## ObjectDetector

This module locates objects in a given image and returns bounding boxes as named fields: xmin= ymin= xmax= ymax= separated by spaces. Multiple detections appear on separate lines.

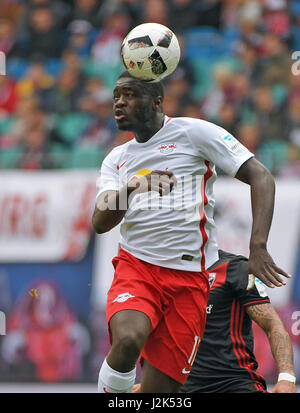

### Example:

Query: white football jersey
xmin=96 ymin=116 xmax=254 ymax=272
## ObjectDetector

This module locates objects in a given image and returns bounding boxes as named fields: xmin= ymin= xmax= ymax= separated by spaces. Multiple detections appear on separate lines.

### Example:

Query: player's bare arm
xmin=246 ymin=303 xmax=296 ymax=393
xmin=92 ymin=189 xmax=128 ymax=234
xmin=235 ymin=157 xmax=291 ymax=288
xmin=92 ymin=171 xmax=176 ymax=234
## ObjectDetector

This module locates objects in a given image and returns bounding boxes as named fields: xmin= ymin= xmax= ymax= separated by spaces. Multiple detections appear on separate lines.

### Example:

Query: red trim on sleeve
xmin=243 ymin=299 xmax=270 ymax=307
xmin=199 ymin=160 xmax=213 ymax=272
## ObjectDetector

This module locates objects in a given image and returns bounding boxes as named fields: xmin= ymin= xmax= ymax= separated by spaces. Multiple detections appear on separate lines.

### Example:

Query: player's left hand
xmin=248 ymin=246 xmax=292 ymax=288
xmin=272 ymin=381 xmax=297 ymax=393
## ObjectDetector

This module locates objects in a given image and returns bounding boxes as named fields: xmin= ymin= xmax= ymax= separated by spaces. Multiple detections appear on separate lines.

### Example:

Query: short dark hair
xmin=118 ymin=71 xmax=164 ymax=101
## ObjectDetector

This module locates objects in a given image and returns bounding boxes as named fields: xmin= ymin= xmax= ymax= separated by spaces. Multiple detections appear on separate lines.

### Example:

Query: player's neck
xmin=134 ymin=113 xmax=164 ymax=143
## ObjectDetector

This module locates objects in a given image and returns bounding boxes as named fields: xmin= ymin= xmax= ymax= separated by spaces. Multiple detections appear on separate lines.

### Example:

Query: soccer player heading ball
xmin=92 ymin=70 xmax=291 ymax=393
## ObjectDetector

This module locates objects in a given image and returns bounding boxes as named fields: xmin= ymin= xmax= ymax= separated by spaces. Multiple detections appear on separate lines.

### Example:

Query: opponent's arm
xmin=235 ymin=157 xmax=291 ymax=288
xmin=92 ymin=171 xmax=176 ymax=234
xmin=246 ymin=303 xmax=296 ymax=393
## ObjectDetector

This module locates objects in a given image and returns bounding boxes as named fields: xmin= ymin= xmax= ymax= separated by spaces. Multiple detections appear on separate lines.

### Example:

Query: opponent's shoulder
xmin=216 ymin=250 xmax=249 ymax=288
xmin=224 ymin=251 xmax=248 ymax=277
xmin=218 ymin=250 xmax=248 ymax=265
xmin=209 ymin=250 xmax=247 ymax=269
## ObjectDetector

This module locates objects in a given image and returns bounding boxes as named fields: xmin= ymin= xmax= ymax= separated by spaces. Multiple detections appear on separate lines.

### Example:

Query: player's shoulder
xmin=171 ymin=116 xmax=225 ymax=135
xmin=103 ymin=139 xmax=133 ymax=165
xmin=109 ymin=139 xmax=134 ymax=156
xmin=171 ymin=116 xmax=211 ymax=127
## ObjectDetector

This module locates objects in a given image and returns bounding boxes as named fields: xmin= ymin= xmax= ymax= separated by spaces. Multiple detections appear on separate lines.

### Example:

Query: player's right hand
xmin=128 ymin=170 xmax=177 ymax=197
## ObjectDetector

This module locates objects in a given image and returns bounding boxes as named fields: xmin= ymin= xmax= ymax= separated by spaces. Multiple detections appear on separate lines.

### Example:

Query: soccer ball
xmin=121 ymin=23 xmax=181 ymax=83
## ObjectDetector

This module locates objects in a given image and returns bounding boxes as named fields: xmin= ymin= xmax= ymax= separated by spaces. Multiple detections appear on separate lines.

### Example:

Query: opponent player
xmin=92 ymin=71 xmax=291 ymax=393
xmin=133 ymin=250 xmax=296 ymax=393
xmin=180 ymin=250 xmax=296 ymax=393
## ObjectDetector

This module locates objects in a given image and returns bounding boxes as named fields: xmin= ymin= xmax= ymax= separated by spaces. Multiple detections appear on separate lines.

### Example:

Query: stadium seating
xmin=66 ymin=146 xmax=105 ymax=169
xmin=82 ymin=59 xmax=123 ymax=90
xmin=290 ymin=0 xmax=300 ymax=16
xmin=184 ymin=27 xmax=229 ymax=61
xmin=0 ymin=116 xmax=15 ymax=135
xmin=256 ymin=140 xmax=290 ymax=174
xmin=190 ymin=56 xmax=241 ymax=101
xmin=44 ymin=59 xmax=65 ymax=77
xmin=0 ymin=147 xmax=23 ymax=168
xmin=292 ymin=26 xmax=300 ymax=51
xmin=6 ymin=59 xmax=29 ymax=80
xmin=55 ymin=113 xmax=91 ymax=144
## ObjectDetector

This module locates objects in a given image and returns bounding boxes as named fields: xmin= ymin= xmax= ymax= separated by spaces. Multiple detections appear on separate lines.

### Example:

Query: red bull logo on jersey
xmin=158 ymin=143 xmax=177 ymax=154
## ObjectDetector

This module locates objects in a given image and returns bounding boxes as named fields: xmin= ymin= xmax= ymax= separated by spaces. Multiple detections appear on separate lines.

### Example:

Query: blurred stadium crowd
xmin=0 ymin=0 xmax=300 ymax=176
xmin=1 ymin=0 xmax=300 ymax=388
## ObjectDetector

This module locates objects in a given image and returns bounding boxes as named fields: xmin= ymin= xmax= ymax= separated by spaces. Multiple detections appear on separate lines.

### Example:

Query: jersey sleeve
xmin=227 ymin=257 xmax=270 ymax=307
xmin=186 ymin=118 xmax=254 ymax=176
xmin=95 ymin=152 xmax=120 ymax=199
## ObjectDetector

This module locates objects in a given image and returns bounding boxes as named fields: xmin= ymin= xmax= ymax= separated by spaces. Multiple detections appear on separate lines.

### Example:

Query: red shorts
xmin=106 ymin=248 xmax=210 ymax=385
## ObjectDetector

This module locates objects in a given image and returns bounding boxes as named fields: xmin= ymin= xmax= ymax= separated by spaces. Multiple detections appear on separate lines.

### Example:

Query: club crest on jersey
xmin=208 ymin=272 xmax=216 ymax=288
xmin=158 ymin=143 xmax=176 ymax=154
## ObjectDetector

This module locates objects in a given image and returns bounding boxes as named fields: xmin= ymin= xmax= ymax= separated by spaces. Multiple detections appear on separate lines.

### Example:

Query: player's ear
xmin=152 ymin=96 xmax=163 ymax=111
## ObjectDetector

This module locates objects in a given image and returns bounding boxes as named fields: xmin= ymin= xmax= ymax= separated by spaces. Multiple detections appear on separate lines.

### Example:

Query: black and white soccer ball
xmin=121 ymin=23 xmax=181 ymax=83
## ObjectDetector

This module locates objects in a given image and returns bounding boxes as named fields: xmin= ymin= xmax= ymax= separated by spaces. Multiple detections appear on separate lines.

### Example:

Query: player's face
xmin=113 ymin=78 xmax=154 ymax=131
